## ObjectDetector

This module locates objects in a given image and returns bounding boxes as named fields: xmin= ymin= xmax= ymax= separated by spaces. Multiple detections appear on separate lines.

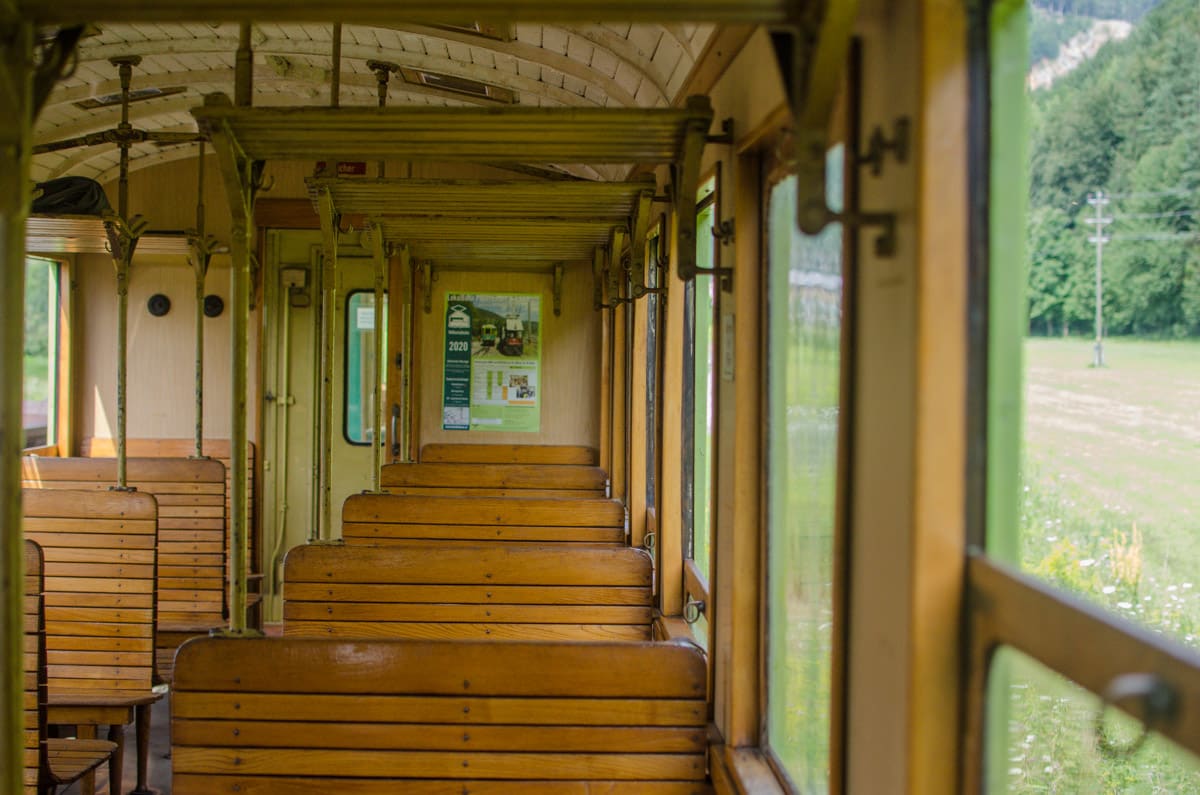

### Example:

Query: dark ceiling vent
xmin=74 ymin=86 xmax=187 ymax=110
xmin=432 ymin=22 xmax=513 ymax=42
xmin=399 ymin=68 xmax=517 ymax=104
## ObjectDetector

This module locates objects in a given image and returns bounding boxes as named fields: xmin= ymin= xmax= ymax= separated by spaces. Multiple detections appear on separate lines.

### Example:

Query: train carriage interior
xmin=3 ymin=0 xmax=1200 ymax=793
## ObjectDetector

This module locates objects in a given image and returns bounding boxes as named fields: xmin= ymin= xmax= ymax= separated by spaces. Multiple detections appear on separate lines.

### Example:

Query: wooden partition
xmin=172 ymin=637 xmax=710 ymax=793
xmin=381 ymin=461 xmax=607 ymax=498
xmin=283 ymin=543 xmax=654 ymax=641
xmin=342 ymin=494 xmax=626 ymax=546
xmin=23 ymin=540 xmax=117 ymax=795
xmin=80 ymin=437 xmax=258 ymax=585
xmin=420 ymin=443 xmax=599 ymax=466
xmin=22 ymin=455 xmax=228 ymax=681
xmin=22 ymin=488 xmax=162 ymax=795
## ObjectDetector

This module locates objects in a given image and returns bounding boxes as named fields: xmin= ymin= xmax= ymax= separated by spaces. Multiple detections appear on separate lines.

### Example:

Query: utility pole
xmin=1086 ymin=191 xmax=1112 ymax=367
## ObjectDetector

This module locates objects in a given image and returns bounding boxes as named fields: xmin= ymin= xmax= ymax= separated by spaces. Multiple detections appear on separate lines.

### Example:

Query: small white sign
xmin=721 ymin=314 xmax=735 ymax=381
xmin=356 ymin=306 xmax=375 ymax=330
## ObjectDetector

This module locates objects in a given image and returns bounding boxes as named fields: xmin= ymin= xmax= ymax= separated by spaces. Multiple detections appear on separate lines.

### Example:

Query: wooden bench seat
xmin=283 ymin=543 xmax=654 ymax=641
xmin=22 ymin=455 xmax=228 ymax=682
xmin=22 ymin=488 xmax=163 ymax=795
xmin=421 ymin=443 xmax=599 ymax=466
xmin=382 ymin=461 xmax=608 ymax=498
xmin=24 ymin=540 xmax=117 ymax=795
xmin=172 ymin=637 xmax=710 ymax=793
xmin=342 ymin=494 xmax=627 ymax=546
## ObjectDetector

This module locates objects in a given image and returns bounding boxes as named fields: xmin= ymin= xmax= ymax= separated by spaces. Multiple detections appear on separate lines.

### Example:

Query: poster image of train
xmin=442 ymin=292 xmax=541 ymax=433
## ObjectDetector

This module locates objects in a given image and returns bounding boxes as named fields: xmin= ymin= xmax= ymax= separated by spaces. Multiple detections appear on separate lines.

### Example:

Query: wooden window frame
xmin=21 ymin=253 xmax=72 ymax=457
xmin=962 ymin=2 xmax=1200 ymax=790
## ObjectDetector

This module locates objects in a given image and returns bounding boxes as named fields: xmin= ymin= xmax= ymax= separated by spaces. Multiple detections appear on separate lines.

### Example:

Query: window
xmin=646 ymin=222 xmax=662 ymax=512
xmin=23 ymin=256 xmax=62 ymax=450
xmin=344 ymin=291 xmax=387 ymax=445
xmin=764 ymin=148 xmax=844 ymax=788
xmin=685 ymin=177 xmax=717 ymax=647
xmin=971 ymin=2 xmax=1200 ymax=790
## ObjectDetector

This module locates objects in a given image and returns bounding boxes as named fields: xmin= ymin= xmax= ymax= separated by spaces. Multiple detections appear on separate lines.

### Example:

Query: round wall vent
xmin=147 ymin=294 xmax=171 ymax=317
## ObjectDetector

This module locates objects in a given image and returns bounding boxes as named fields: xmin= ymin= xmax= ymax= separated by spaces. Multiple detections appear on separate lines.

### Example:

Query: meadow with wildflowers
xmin=1002 ymin=337 xmax=1200 ymax=793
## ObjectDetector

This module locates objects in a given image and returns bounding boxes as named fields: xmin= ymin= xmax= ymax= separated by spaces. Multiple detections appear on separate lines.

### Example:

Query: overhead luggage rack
xmin=25 ymin=214 xmax=191 ymax=256
xmin=193 ymin=97 xmax=713 ymax=164
xmin=305 ymin=178 xmax=656 ymax=221
xmin=305 ymin=177 xmax=657 ymax=267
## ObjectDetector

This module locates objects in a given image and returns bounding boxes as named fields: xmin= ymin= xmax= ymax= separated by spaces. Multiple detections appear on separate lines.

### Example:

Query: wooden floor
xmin=59 ymin=694 xmax=173 ymax=795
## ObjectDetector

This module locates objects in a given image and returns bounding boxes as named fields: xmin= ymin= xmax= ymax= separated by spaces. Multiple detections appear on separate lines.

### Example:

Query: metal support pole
xmin=330 ymin=23 xmax=342 ymax=109
xmin=110 ymin=56 xmax=142 ymax=490
xmin=1087 ymin=191 xmax=1111 ymax=368
xmin=369 ymin=224 xmax=386 ymax=492
xmin=235 ymin=23 xmax=253 ymax=107
xmin=316 ymin=191 xmax=337 ymax=539
xmin=198 ymin=100 xmax=263 ymax=636
xmin=192 ymin=141 xmax=209 ymax=458
xmin=0 ymin=22 xmax=34 ymax=794
xmin=115 ymin=255 xmax=131 ymax=487
xmin=228 ymin=196 xmax=250 ymax=632
xmin=367 ymin=60 xmax=398 ymax=178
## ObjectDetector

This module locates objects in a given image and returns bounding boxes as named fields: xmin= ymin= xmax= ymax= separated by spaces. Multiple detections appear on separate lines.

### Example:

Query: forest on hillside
xmin=1026 ymin=0 xmax=1199 ymax=337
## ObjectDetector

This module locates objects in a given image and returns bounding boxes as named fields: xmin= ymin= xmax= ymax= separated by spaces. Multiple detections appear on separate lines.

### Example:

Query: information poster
xmin=442 ymin=292 xmax=541 ymax=433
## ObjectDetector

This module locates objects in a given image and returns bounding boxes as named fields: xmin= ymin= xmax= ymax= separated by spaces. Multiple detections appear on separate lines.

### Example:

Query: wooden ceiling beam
xmin=26 ymin=1 xmax=789 ymax=25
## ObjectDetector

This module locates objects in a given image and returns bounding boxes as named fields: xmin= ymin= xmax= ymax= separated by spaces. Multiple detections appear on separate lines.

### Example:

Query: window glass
xmin=345 ymin=291 xmax=387 ymax=445
xmin=23 ymin=256 xmax=59 ymax=449
xmin=990 ymin=647 xmax=1200 ymax=791
xmin=646 ymin=227 xmax=661 ymax=512
xmin=690 ymin=179 xmax=717 ymax=589
xmin=1000 ymin=0 xmax=1200 ymax=655
xmin=764 ymin=150 xmax=844 ymax=788
xmin=987 ymin=0 xmax=1200 ymax=790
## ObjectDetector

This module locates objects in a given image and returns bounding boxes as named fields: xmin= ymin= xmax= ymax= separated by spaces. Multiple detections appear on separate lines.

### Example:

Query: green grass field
xmin=1004 ymin=337 xmax=1200 ymax=793
xmin=1021 ymin=337 xmax=1200 ymax=636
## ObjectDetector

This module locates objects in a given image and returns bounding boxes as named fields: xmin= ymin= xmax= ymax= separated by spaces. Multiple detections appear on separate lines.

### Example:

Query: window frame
xmin=963 ymin=2 xmax=1200 ymax=790
xmin=341 ymin=288 xmax=387 ymax=447
xmin=21 ymin=254 xmax=71 ymax=457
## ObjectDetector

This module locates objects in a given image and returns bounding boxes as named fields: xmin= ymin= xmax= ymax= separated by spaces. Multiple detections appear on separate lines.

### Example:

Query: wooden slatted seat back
xmin=172 ymin=637 xmax=709 ymax=793
xmin=21 ymin=488 xmax=158 ymax=697
xmin=381 ymin=461 xmax=607 ymax=498
xmin=23 ymin=540 xmax=44 ymax=795
xmin=22 ymin=455 xmax=227 ymax=681
xmin=80 ymin=437 xmax=257 ymax=581
xmin=80 ymin=438 xmax=257 ymax=552
xmin=342 ymin=494 xmax=627 ymax=546
xmin=283 ymin=543 xmax=654 ymax=641
xmin=420 ymin=443 xmax=599 ymax=466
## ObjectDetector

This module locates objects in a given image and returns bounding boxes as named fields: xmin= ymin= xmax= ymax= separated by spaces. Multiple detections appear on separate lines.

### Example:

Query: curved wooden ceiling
xmin=32 ymin=22 xmax=714 ymax=184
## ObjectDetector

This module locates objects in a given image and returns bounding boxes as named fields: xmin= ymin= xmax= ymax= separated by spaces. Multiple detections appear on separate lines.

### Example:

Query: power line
xmin=1109 ymin=232 xmax=1200 ymax=241
xmin=1113 ymin=209 xmax=1198 ymax=220
xmin=1105 ymin=187 xmax=1199 ymax=199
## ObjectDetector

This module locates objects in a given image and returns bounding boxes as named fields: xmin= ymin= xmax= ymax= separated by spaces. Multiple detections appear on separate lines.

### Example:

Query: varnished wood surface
xmin=23 ymin=455 xmax=228 ymax=681
xmin=381 ymin=462 xmax=606 ymax=494
xmin=420 ymin=444 xmax=598 ymax=466
xmin=25 ymin=539 xmax=119 ymax=793
xmin=342 ymin=494 xmax=626 ymax=546
xmin=22 ymin=488 xmax=159 ymax=696
xmin=283 ymin=543 xmax=654 ymax=641
xmin=172 ymin=637 xmax=708 ymax=790
xmin=344 ymin=494 xmax=623 ymax=525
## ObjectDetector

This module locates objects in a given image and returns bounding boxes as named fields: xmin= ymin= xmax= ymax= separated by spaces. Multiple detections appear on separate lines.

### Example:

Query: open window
xmin=22 ymin=255 xmax=68 ymax=455
xmin=966 ymin=2 xmax=1200 ymax=790
xmin=684 ymin=175 xmax=718 ymax=648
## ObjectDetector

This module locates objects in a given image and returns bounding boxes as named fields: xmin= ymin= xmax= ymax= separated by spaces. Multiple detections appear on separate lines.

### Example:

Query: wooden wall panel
xmin=75 ymin=253 xmax=260 ymax=445
xmin=417 ymin=268 xmax=600 ymax=448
